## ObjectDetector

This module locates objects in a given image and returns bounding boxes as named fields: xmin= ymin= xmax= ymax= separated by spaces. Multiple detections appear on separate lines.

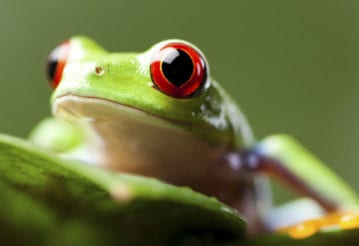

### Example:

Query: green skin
xmin=31 ymin=36 xmax=359 ymax=234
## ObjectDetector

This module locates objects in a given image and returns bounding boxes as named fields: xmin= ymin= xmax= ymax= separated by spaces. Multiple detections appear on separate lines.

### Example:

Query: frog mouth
xmin=52 ymin=93 xmax=237 ymax=149
xmin=52 ymin=93 xmax=223 ymax=153
xmin=52 ymin=93 xmax=196 ymax=128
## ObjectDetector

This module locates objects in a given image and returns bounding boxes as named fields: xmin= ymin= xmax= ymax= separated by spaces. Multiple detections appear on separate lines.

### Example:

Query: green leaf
xmin=1 ymin=133 xmax=359 ymax=245
xmin=0 ymin=134 xmax=246 ymax=245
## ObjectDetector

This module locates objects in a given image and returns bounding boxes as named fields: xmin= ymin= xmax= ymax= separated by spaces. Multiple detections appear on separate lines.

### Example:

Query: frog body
xmin=31 ymin=36 xmax=359 ymax=235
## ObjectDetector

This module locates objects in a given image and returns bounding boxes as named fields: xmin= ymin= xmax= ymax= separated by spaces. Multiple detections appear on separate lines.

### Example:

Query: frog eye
xmin=46 ymin=40 xmax=70 ymax=88
xmin=150 ymin=42 xmax=208 ymax=98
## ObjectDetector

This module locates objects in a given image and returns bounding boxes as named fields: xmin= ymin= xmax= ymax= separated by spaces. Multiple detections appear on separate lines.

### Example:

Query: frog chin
xmin=51 ymin=93 xmax=248 ymax=205
xmin=52 ymin=92 xmax=189 ymax=169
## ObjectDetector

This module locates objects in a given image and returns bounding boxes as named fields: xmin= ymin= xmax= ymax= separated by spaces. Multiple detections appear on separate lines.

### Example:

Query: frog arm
xmin=250 ymin=134 xmax=359 ymax=212
xmin=29 ymin=117 xmax=84 ymax=153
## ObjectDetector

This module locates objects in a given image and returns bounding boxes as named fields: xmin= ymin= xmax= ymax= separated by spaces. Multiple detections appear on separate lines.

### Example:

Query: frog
xmin=30 ymin=36 xmax=359 ymax=236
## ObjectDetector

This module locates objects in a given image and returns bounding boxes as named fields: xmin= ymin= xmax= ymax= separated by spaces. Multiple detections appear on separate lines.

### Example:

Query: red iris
xmin=150 ymin=42 xmax=208 ymax=98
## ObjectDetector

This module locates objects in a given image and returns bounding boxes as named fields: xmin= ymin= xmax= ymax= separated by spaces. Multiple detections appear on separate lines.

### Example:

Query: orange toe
xmin=279 ymin=212 xmax=359 ymax=239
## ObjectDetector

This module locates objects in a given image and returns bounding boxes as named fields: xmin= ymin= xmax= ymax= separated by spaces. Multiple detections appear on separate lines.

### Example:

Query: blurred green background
xmin=1 ymin=0 xmax=359 ymax=196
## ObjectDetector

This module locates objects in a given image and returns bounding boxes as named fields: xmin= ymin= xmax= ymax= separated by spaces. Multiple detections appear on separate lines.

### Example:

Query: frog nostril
xmin=95 ymin=66 xmax=105 ymax=76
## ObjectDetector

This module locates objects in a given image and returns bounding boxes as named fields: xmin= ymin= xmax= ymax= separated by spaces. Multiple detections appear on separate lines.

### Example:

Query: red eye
xmin=46 ymin=40 xmax=70 ymax=89
xmin=150 ymin=42 xmax=208 ymax=98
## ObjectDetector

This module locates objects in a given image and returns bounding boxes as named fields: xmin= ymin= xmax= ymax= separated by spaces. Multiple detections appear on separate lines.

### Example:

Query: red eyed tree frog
xmin=30 ymin=36 xmax=359 ymax=236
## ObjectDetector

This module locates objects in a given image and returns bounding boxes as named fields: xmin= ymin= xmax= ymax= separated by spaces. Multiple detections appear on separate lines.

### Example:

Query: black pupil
xmin=162 ymin=49 xmax=194 ymax=87
xmin=47 ymin=59 xmax=58 ymax=82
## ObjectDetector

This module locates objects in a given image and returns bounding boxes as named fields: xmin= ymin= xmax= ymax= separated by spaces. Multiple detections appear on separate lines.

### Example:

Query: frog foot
xmin=278 ymin=212 xmax=359 ymax=239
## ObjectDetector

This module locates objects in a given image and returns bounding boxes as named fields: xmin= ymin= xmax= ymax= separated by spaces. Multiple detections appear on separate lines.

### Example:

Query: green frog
xmin=30 ymin=36 xmax=359 ymax=235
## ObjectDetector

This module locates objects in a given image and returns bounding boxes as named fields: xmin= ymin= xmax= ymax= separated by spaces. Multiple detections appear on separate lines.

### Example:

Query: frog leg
xmin=249 ymin=134 xmax=359 ymax=211
xmin=245 ymin=134 xmax=359 ymax=235
xmin=29 ymin=117 xmax=84 ymax=153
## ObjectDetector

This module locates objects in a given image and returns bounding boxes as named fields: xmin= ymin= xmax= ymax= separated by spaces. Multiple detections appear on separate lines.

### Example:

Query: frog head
xmin=47 ymin=36 xmax=254 ymax=150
